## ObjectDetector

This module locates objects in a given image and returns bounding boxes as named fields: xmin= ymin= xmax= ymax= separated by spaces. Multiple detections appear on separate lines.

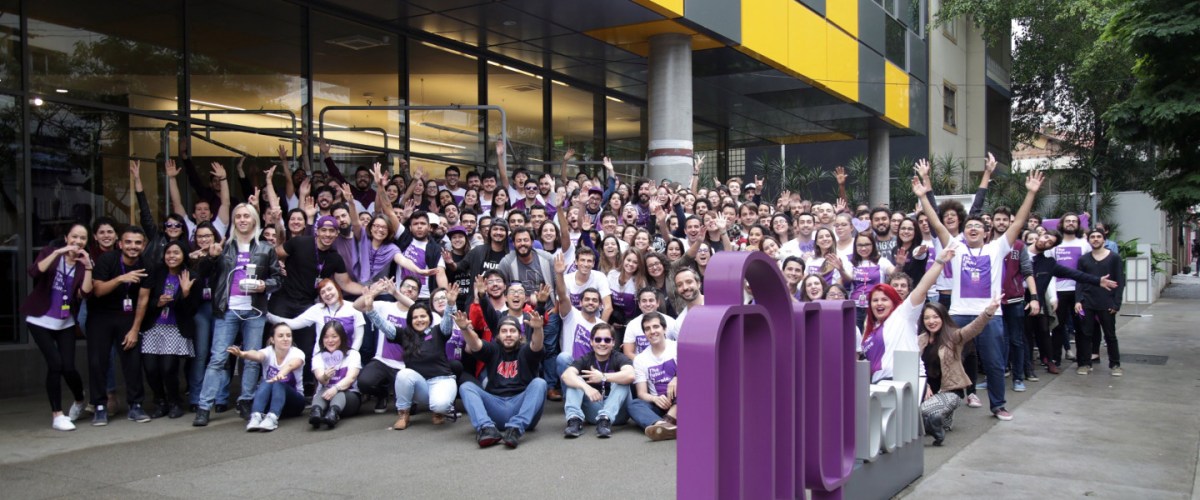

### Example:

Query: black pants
xmin=86 ymin=313 xmax=143 ymax=406
xmin=1027 ymin=312 xmax=1054 ymax=366
xmin=1053 ymin=291 xmax=1079 ymax=362
xmin=1078 ymin=308 xmax=1119 ymax=368
xmin=29 ymin=324 xmax=85 ymax=412
xmin=143 ymin=353 xmax=183 ymax=405
xmin=268 ymin=299 xmax=316 ymax=395
xmin=357 ymin=360 xmax=398 ymax=399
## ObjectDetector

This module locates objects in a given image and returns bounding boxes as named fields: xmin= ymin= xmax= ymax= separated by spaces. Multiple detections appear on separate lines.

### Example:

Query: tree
xmin=1103 ymin=0 xmax=1200 ymax=218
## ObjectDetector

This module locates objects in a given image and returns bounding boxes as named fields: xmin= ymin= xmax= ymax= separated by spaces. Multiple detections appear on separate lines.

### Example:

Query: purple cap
xmin=315 ymin=215 xmax=338 ymax=229
xmin=588 ymin=186 xmax=604 ymax=195
xmin=447 ymin=225 xmax=467 ymax=236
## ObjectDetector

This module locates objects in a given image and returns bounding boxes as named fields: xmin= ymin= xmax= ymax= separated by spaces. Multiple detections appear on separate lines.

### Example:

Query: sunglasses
xmin=165 ymin=222 xmax=184 ymax=229
xmin=592 ymin=337 xmax=614 ymax=344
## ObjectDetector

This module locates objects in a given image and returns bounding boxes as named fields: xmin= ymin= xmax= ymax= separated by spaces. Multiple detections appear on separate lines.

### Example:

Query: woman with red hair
xmin=268 ymin=279 xmax=365 ymax=354
xmin=861 ymin=240 xmax=961 ymax=383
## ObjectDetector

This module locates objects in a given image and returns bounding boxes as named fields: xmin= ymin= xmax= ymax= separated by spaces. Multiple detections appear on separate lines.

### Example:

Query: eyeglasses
xmin=964 ymin=224 xmax=986 ymax=230
xmin=165 ymin=222 xmax=184 ymax=229
xmin=856 ymin=242 xmax=874 ymax=247
xmin=592 ymin=337 xmax=614 ymax=344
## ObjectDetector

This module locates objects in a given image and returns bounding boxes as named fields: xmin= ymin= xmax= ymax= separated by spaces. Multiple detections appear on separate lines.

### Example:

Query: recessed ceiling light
xmin=55 ymin=89 xmax=68 ymax=94
xmin=31 ymin=97 xmax=44 ymax=106
xmin=502 ymin=20 xmax=517 ymax=26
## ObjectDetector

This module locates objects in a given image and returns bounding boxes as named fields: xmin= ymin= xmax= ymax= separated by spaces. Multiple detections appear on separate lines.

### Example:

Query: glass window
xmin=488 ymin=60 xmax=544 ymax=169
xmin=885 ymin=16 xmax=907 ymax=69
xmin=943 ymin=82 xmax=957 ymax=131
xmin=605 ymin=96 xmax=643 ymax=180
xmin=27 ymin=0 xmax=181 ymax=112
xmin=189 ymin=0 xmax=303 ymax=131
xmin=551 ymin=82 xmax=595 ymax=173
xmin=0 ymin=94 xmax=21 ymax=342
xmin=408 ymin=40 xmax=483 ymax=167
xmin=0 ymin=0 xmax=20 ymax=91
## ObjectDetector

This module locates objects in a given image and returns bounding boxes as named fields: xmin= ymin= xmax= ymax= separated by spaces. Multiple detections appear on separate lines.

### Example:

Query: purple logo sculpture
xmin=678 ymin=252 xmax=857 ymax=499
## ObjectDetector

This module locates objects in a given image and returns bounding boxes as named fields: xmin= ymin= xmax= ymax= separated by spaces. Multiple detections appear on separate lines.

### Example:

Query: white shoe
xmin=68 ymin=401 xmax=87 ymax=422
xmin=260 ymin=413 xmax=279 ymax=432
xmin=52 ymin=415 xmax=76 ymax=431
xmin=246 ymin=412 xmax=264 ymax=432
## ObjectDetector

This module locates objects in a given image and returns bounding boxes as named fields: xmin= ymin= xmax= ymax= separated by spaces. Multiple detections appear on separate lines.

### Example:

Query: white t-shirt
xmin=564 ymin=270 xmax=611 ymax=309
xmin=312 ymin=348 xmax=362 ymax=393
xmin=860 ymin=298 xmax=921 ymax=383
xmin=844 ymin=256 xmax=895 ymax=308
xmin=803 ymin=256 xmax=845 ymax=286
xmin=268 ymin=302 xmax=365 ymax=354
xmin=560 ymin=308 xmax=602 ymax=361
xmin=606 ymin=270 xmax=639 ymax=318
xmin=1051 ymin=238 xmax=1091 ymax=292
xmin=779 ymin=237 xmax=816 ymax=262
xmin=258 ymin=346 xmax=307 ymax=394
xmin=633 ymin=340 xmax=678 ymax=397
xmin=186 ymin=216 xmax=227 ymax=242
xmin=623 ymin=313 xmax=681 ymax=355
xmin=949 ymin=238 xmax=1012 ymax=316
xmin=372 ymin=301 xmax=409 ymax=370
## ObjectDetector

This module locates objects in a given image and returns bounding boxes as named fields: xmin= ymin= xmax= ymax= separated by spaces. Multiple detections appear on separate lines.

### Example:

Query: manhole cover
xmin=1122 ymin=354 xmax=1168 ymax=365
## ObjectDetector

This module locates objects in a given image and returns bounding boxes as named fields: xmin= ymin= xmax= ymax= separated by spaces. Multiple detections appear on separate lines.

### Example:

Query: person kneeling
xmin=230 ymin=324 xmax=306 ymax=432
xmin=310 ymin=321 xmax=363 ymax=430
xmin=629 ymin=313 xmax=678 ymax=441
xmin=562 ymin=323 xmax=633 ymax=439
xmin=455 ymin=312 xmax=546 ymax=449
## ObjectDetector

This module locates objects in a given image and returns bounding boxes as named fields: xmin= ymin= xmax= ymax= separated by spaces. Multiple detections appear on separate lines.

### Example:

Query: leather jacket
xmin=196 ymin=236 xmax=281 ymax=316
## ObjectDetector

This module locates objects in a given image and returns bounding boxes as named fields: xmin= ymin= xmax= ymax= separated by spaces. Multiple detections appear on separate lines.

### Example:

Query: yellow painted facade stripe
xmin=788 ymin=2 xmax=827 ymax=87
xmin=826 ymin=0 xmax=858 ymax=38
xmin=740 ymin=0 xmax=790 ymax=67
xmin=631 ymin=0 xmax=683 ymax=18
xmin=824 ymin=23 xmax=859 ymax=102
xmin=883 ymin=61 xmax=910 ymax=128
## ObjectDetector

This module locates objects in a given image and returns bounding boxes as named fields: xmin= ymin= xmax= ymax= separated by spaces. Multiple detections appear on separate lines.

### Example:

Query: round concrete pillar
xmin=647 ymin=33 xmax=693 ymax=184
xmin=868 ymin=120 xmax=890 ymax=207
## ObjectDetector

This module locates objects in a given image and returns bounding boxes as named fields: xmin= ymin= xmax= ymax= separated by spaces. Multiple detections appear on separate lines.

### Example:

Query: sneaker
xmin=1026 ymin=373 xmax=1040 ymax=382
xmin=374 ymin=396 xmax=389 ymax=414
xmin=477 ymin=426 xmax=502 ymax=448
xmin=52 ymin=415 xmax=76 ymax=431
xmin=127 ymin=404 xmax=151 ymax=423
xmin=260 ymin=413 xmax=279 ymax=432
xmin=1013 ymin=381 xmax=1027 ymax=392
xmin=502 ymin=427 xmax=521 ymax=448
xmin=547 ymin=388 xmax=564 ymax=401
xmin=1091 ymin=354 xmax=1101 ymax=361
xmin=247 ymin=412 xmax=264 ymax=432
xmin=167 ymin=403 xmax=186 ymax=419
xmin=236 ymin=400 xmax=252 ymax=421
xmin=67 ymin=401 xmax=86 ymax=422
xmin=1077 ymin=366 xmax=1090 ymax=375
xmin=148 ymin=401 xmax=168 ymax=419
xmin=596 ymin=417 xmax=612 ymax=438
xmin=1111 ymin=366 xmax=1123 ymax=377
xmin=1045 ymin=362 xmax=1062 ymax=375
xmin=92 ymin=406 xmax=109 ymax=426
xmin=994 ymin=408 xmax=1014 ymax=421
xmin=192 ymin=408 xmax=210 ymax=427
xmin=965 ymin=394 xmax=982 ymax=408
xmin=564 ymin=417 xmax=583 ymax=438
xmin=645 ymin=421 xmax=677 ymax=441
xmin=975 ymin=381 xmax=988 ymax=390
xmin=1065 ymin=348 xmax=1076 ymax=361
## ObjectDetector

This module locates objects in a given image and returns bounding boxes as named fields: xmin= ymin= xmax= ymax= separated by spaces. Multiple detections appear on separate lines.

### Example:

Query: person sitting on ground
xmin=308 ymin=321 xmax=362 ymax=430
xmin=267 ymin=279 xmax=365 ymax=353
xmin=455 ymin=312 xmax=547 ymax=449
xmin=562 ymin=323 xmax=634 ymax=439
xmin=629 ymin=312 xmax=678 ymax=442
xmin=231 ymin=324 xmax=306 ymax=432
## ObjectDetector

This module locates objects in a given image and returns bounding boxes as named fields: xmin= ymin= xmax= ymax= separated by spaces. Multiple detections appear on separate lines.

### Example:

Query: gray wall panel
xmin=908 ymin=31 xmax=927 ymax=83
xmin=909 ymin=74 xmax=928 ymax=134
xmin=684 ymin=0 xmax=741 ymax=44
xmin=858 ymin=0 xmax=885 ymax=54
xmin=859 ymin=45 xmax=885 ymax=114
xmin=798 ymin=0 xmax=826 ymax=16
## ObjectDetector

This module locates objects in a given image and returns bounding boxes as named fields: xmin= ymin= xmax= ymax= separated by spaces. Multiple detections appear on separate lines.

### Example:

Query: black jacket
xmin=196 ymin=236 xmax=281 ymax=316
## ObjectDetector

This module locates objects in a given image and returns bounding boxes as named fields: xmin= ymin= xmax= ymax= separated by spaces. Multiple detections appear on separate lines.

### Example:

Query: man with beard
xmin=672 ymin=267 xmax=704 ymax=326
xmin=395 ymin=211 xmax=447 ymax=299
xmin=456 ymin=311 xmax=547 ymax=449
xmin=354 ymin=276 xmax=423 ymax=413
xmin=498 ymin=228 xmax=555 ymax=298
xmin=990 ymin=207 xmax=1039 ymax=390
xmin=562 ymin=323 xmax=633 ymax=438
xmin=479 ymin=170 xmax=498 ymax=214
xmin=629 ymin=178 xmax=655 ymax=230
xmin=538 ymin=172 xmax=557 ymax=207
xmin=1074 ymin=229 xmax=1125 ymax=376
xmin=463 ymin=220 xmax=511 ymax=300
xmin=329 ymin=202 xmax=359 ymax=281
xmin=1051 ymin=212 xmax=1092 ymax=363
xmin=268 ymin=216 xmax=365 ymax=402
xmin=1028 ymin=230 xmax=1117 ymax=374
xmin=191 ymin=203 xmax=283 ymax=426
xmin=441 ymin=165 xmax=466 ymax=204
xmin=88 ymin=226 xmax=152 ymax=426
xmin=442 ymin=203 xmax=461 ymax=229
xmin=318 ymin=138 xmax=377 ymax=210
xmin=442 ymin=226 xmax=474 ymax=311
xmin=466 ymin=171 xmax=481 ymax=192
xmin=813 ymin=202 xmax=836 ymax=228
xmin=313 ymin=186 xmax=337 ymax=219
xmin=871 ymin=207 xmax=898 ymax=262
xmin=553 ymin=253 xmax=605 ymax=401
xmin=780 ymin=212 xmax=817 ymax=261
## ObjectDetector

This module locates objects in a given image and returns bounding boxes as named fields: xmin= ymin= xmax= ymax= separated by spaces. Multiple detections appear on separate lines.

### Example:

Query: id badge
xmin=856 ymin=295 xmax=867 ymax=308
xmin=123 ymin=298 xmax=133 ymax=313
xmin=59 ymin=303 xmax=71 ymax=319
xmin=971 ymin=270 xmax=981 ymax=282
xmin=160 ymin=308 xmax=170 ymax=320
xmin=315 ymin=278 xmax=321 ymax=289
xmin=202 ymin=287 xmax=212 ymax=300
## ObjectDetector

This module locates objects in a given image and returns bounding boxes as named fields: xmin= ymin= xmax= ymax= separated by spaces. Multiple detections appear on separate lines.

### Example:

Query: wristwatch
xmin=600 ymin=373 xmax=608 ymax=383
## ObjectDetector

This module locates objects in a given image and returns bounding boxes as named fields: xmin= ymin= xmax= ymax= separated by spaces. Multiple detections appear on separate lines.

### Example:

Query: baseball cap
xmin=315 ymin=215 xmax=338 ymax=229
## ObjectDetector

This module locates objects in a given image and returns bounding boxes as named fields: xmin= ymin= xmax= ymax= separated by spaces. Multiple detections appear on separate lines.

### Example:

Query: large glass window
xmin=188 ymin=0 xmax=303 ymax=132
xmin=27 ymin=0 xmax=180 ymax=112
xmin=408 ymin=40 xmax=483 ymax=167
xmin=0 ymin=0 xmax=19 ymax=92
xmin=0 ymin=94 xmax=21 ymax=342
xmin=488 ymin=60 xmax=544 ymax=169
xmin=605 ymin=96 xmax=644 ymax=178
xmin=885 ymin=16 xmax=908 ymax=69
xmin=550 ymin=82 xmax=595 ymax=169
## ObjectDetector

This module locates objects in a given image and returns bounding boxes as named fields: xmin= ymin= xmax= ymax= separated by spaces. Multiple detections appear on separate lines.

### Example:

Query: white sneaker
xmin=67 ymin=401 xmax=87 ymax=422
xmin=246 ymin=412 xmax=264 ymax=432
xmin=966 ymin=393 xmax=983 ymax=408
xmin=52 ymin=415 xmax=76 ymax=431
xmin=260 ymin=413 xmax=279 ymax=432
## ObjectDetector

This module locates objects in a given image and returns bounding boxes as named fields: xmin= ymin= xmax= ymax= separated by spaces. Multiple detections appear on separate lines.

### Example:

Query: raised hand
xmin=372 ymin=162 xmax=386 ymax=185
xmin=984 ymin=152 xmax=998 ymax=176
xmin=564 ymin=148 xmax=576 ymax=161
xmin=915 ymin=159 xmax=931 ymax=180
xmin=835 ymin=197 xmax=847 ymax=212
xmin=179 ymin=269 xmax=194 ymax=294
xmin=299 ymin=178 xmax=311 ymax=198
xmin=446 ymin=282 xmax=461 ymax=304
xmin=318 ymin=137 xmax=331 ymax=157
xmin=264 ymin=164 xmax=278 ymax=184
xmin=129 ymin=160 xmax=143 ymax=192
xmin=1025 ymin=169 xmax=1045 ymax=193
xmin=554 ymin=252 xmax=566 ymax=274
xmin=236 ymin=156 xmax=246 ymax=178
xmin=210 ymin=161 xmax=226 ymax=180
xmin=939 ymin=240 xmax=962 ymax=263
xmin=453 ymin=310 xmax=472 ymax=330
xmin=247 ymin=187 xmax=260 ymax=207
xmin=277 ymin=144 xmax=288 ymax=164
xmin=911 ymin=175 xmax=930 ymax=197
xmin=527 ymin=310 xmax=544 ymax=329
xmin=984 ymin=295 xmax=1002 ymax=316
xmin=339 ymin=183 xmax=353 ymax=202
xmin=302 ymin=195 xmax=317 ymax=218
xmin=165 ymin=158 xmax=180 ymax=178
xmin=474 ymin=274 xmax=487 ymax=298
xmin=834 ymin=165 xmax=847 ymax=185
xmin=536 ymin=283 xmax=551 ymax=304
xmin=693 ymin=153 xmax=705 ymax=175
xmin=714 ymin=212 xmax=729 ymax=232
xmin=495 ymin=139 xmax=506 ymax=158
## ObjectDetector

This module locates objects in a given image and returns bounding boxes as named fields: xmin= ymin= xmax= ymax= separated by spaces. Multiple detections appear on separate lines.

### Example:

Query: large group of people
xmin=23 ymin=137 xmax=1125 ymax=449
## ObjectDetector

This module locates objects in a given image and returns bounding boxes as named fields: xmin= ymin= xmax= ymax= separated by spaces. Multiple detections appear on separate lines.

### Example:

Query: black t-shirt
xmin=463 ymin=243 xmax=509 ymax=299
xmin=450 ymin=250 xmax=473 ymax=311
xmin=569 ymin=351 xmax=633 ymax=397
xmin=403 ymin=324 xmax=454 ymax=379
xmin=89 ymin=251 xmax=145 ymax=313
xmin=276 ymin=235 xmax=346 ymax=306
xmin=477 ymin=340 xmax=544 ymax=397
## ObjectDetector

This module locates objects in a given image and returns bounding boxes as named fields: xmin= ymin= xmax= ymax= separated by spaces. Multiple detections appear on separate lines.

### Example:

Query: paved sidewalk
xmin=901 ymin=278 xmax=1200 ymax=499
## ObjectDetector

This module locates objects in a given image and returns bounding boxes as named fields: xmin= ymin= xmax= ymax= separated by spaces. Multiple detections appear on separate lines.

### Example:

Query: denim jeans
xmin=1001 ymin=301 xmax=1028 ymax=383
xmin=628 ymin=398 xmax=668 ymax=428
xmin=198 ymin=310 xmax=266 ymax=410
xmin=556 ymin=352 xmax=574 ymax=379
xmin=188 ymin=301 xmax=228 ymax=406
xmin=394 ymin=370 xmax=457 ymax=414
xmin=542 ymin=312 xmax=562 ymax=389
xmin=565 ymin=383 xmax=629 ymax=424
xmin=460 ymin=378 xmax=547 ymax=433
xmin=251 ymin=380 xmax=305 ymax=418
xmin=952 ymin=314 xmax=1006 ymax=412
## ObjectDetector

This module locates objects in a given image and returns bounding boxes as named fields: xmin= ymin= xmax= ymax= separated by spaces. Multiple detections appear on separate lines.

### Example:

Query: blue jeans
xmin=460 ymin=378 xmax=547 ymax=434
xmin=953 ymin=314 xmax=1006 ymax=412
xmin=542 ymin=312 xmax=562 ymax=389
xmin=188 ymin=301 xmax=228 ymax=406
xmin=394 ymin=370 xmax=457 ymax=413
xmin=565 ymin=383 xmax=629 ymax=424
xmin=628 ymin=398 xmax=668 ymax=428
xmin=1001 ymin=301 xmax=1028 ymax=382
xmin=556 ymin=352 xmax=574 ymax=380
xmin=251 ymin=380 xmax=305 ymax=418
xmin=198 ymin=310 xmax=266 ymax=410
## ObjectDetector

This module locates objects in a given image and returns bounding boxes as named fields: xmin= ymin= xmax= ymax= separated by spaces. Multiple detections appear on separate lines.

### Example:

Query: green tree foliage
xmin=1103 ymin=0 xmax=1200 ymax=218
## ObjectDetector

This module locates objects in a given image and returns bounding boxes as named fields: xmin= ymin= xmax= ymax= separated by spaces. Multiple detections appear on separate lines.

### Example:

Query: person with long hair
xmin=489 ymin=186 xmax=511 ymax=220
xmin=769 ymin=213 xmax=792 ymax=245
xmin=918 ymin=297 xmax=1001 ymax=445
xmin=129 ymin=240 xmax=198 ymax=419
xmin=308 ymin=320 xmax=362 ymax=429
xmin=267 ymin=279 xmax=365 ymax=353
xmin=461 ymin=188 xmax=482 ymax=215
xmin=664 ymin=239 xmax=686 ymax=262
xmin=597 ymin=235 xmax=623 ymax=276
xmin=805 ymin=227 xmax=847 ymax=287
xmin=608 ymin=249 xmax=647 ymax=337
xmin=643 ymin=252 xmax=676 ymax=317
xmin=231 ymin=323 xmax=306 ymax=432
xmin=760 ymin=236 xmax=781 ymax=261
xmin=840 ymin=232 xmax=895 ymax=329
xmin=833 ymin=213 xmax=856 ymax=258
xmin=893 ymin=217 xmax=927 ymax=283
xmin=22 ymin=223 xmax=93 ymax=430
xmin=799 ymin=274 xmax=829 ymax=302
xmin=185 ymin=222 xmax=225 ymax=412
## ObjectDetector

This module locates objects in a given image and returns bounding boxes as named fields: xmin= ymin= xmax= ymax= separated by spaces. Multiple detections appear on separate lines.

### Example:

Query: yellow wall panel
xmin=632 ymin=0 xmax=684 ymax=18
xmin=741 ymin=0 xmax=789 ymax=67
xmin=884 ymin=61 xmax=910 ymax=128
xmin=788 ymin=2 xmax=827 ymax=85
xmin=826 ymin=0 xmax=858 ymax=37
xmin=825 ymin=24 xmax=858 ymax=102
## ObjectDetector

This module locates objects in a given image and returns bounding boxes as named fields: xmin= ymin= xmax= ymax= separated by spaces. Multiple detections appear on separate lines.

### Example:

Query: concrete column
xmin=868 ymin=120 xmax=890 ymax=207
xmin=647 ymin=33 xmax=693 ymax=184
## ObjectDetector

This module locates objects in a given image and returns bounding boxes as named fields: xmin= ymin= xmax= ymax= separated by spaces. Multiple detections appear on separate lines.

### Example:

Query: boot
xmin=324 ymin=406 xmax=341 ymax=429
xmin=431 ymin=412 xmax=446 ymax=425
xmin=148 ymin=400 xmax=168 ymax=419
xmin=309 ymin=406 xmax=324 ymax=429
xmin=167 ymin=402 xmax=186 ymax=419
xmin=392 ymin=409 xmax=409 ymax=430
